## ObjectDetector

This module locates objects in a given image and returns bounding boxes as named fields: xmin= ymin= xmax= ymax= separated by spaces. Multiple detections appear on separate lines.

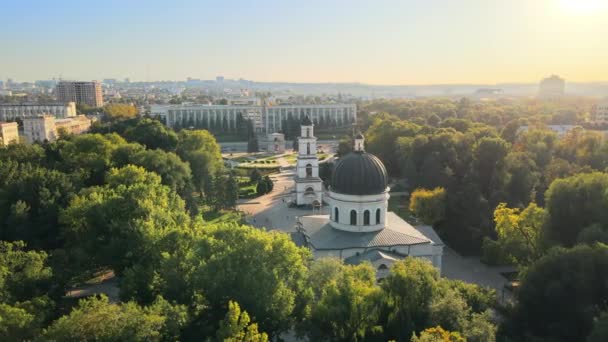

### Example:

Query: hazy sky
xmin=2 ymin=0 xmax=607 ymax=84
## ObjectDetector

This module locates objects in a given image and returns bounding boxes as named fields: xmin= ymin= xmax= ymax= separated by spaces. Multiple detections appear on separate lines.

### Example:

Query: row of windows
xmin=334 ymin=207 xmax=381 ymax=226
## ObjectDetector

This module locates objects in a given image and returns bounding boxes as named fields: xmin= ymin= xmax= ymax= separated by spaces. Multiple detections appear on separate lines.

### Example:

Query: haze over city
xmin=3 ymin=1 xmax=608 ymax=341
xmin=2 ymin=0 xmax=608 ymax=84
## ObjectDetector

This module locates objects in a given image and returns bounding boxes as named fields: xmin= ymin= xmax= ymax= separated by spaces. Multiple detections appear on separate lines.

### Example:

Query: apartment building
xmin=0 ymin=122 xmax=19 ymax=146
xmin=23 ymin=115 xmax=91 ymax=143
xmin=56 ymin=81 xmax=103 ymax=107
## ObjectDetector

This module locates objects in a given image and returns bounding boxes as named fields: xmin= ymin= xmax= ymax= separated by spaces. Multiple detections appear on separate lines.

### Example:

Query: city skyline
xmin=2 ymin=0 xmax=607 ymax=84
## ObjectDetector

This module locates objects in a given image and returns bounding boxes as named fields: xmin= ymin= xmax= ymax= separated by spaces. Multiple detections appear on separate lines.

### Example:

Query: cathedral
xmin=292 ymin=129 xmax=444 ymax=277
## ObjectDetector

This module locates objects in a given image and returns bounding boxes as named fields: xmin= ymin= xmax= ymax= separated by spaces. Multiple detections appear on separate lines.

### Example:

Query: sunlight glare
xmin=559 ymin=0 xmax=608 ymax=14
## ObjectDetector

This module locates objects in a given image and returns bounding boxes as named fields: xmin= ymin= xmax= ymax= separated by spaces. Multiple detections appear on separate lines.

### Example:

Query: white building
xmin=150 ymin=103 xmax=356 ymax=134
xmin=23 ymin=115 xmax=91 ymax=143
xmin=267 ymin=132 xmax=285 ymax=153
xmin=0 ymin=122 xmax=19 ymax=146
xmin=294 ymin=117 xmax=323 ymax=206
xmin=592 ymin=99 xmax=608 ymax=124
xmin=292 ymin=133 xmax=444 ymax=277
xmin=0 ymin=102 xmax=76 ymax=121
xmin=23 ymin=115 xmax=57 ymax=143
xmin=538 ymin=75 xmax=565 ymax=99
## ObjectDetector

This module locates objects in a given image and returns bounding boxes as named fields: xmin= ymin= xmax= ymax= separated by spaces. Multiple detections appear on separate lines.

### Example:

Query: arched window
xmin=307 ymin=143 xmax=310 ymax=155
xmin=364 ymin=210 xmax=370 ymax=225
xmin=350 ymin=210 xmax=357 ymax=225
xmin=307 ymin=128 xmax=310 ymax=137
xmin=305 ymin=187 xmax=314 ymax=194
xmin=334 ymin=207 xmax=339 ymax=222
xmin=376 ymin=209 xmax=381 ymax=224
xmin=306 ymin=164 xmax=312 ymax=177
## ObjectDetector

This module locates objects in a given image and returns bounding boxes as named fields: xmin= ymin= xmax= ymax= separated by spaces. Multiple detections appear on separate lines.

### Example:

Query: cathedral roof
xmin=330 ymin=152 xmax=388 ymax=195
xmin=295 ymin=213 xmax=441 ymax=251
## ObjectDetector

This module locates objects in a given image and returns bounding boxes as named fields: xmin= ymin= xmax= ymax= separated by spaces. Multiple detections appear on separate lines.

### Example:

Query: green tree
xmin=0 ymin=161 xmax=79 ymax=250
xmin=504 ymin=244 xmax=608 ymax=341
xmin=60 ymin=166 xmax=190 ymax=275
xmin=103 ymin=103 xmax=138 ymax=121
xmin=123 ymin=118 xmax=179 ymax=151
xmin=0 ymin=241 xmax=54 ymax=341
xmin=176 ymin=129 xmax=223 ymax=196
xmin=411 ymin=326 xmax=465 ymax=342
xmin=381 ymin=258 xmax=439 ymax=341
xmin=308 ymin=262 xmax=382 ymax=341
xmin=216 ymin=301 xmax=269 ymax=342
xmin=41 ymin=295 xmax=188 ymax=342
xmin=409 ymin=187 xmax=447 ymax=225
xmin=544 ymin=172 xmax=608 ymax=246
xmin=588 ymin=311 xmax=608 ymax=342
xmin=487 ymin=202 xmax=546 ymax=266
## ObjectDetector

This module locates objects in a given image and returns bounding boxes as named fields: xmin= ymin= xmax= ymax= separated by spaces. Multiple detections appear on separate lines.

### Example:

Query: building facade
xmin=538 ymin=75 xmax=565 ymax=99
xmin=56 ymin=81 xmax=104 ymax=107
xmin=294 ymin=117 xmax=323 ymax=206
xmin=23 ymin=115 xmax=57 ymax=143
xmin=24 ymin=115 xmax=91 ymax=143
xmin=267 ymin=132 xmax=285 ymax=153
xmin=592 ymin=99 xmax=608 ymax=124
xmin=0 ymin=102 xmax=76 ymax=121
xmin=0 ymin=122 xmax=19 ymax=146
xmin=150 ymin=103 xmax=356 ymax=133
xmin=55 ymin=115 xmax=92 ymax=136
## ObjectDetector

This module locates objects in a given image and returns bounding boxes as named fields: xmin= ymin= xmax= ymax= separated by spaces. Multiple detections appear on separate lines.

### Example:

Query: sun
xmin=559 ymin=0 xmax=608 ymax=13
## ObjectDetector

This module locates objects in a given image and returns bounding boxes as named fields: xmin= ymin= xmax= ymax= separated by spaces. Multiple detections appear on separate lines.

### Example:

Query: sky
xmin=1 ymin=0 xmax=607 ymax=85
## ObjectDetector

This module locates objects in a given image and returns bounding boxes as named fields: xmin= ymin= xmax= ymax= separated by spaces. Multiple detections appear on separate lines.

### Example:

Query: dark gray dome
xmin=330 ymin=152 xmax=388 ymax=195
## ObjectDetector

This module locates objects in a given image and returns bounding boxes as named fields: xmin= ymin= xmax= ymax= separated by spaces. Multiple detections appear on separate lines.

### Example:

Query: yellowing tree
xmin=409 ymin=187 xmax=446 ymax=225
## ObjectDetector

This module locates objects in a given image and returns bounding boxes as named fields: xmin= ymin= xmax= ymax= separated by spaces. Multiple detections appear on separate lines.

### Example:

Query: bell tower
xmin=294 ymin=116 xmax=323 ymax=206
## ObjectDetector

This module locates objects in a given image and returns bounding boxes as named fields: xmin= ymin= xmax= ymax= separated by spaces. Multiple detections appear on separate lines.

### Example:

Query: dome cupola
xmin=330 ymin=152 xmax=388 ymax=195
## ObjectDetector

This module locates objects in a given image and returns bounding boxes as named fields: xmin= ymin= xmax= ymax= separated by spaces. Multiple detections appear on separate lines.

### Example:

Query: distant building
xmin=0 ymin=90 xmax=12 ymax=96
xmin=517 ymin=124 xmax=580 ymax=138
xmin=150 ymin=103 xmax=356 ymax=134
xmin=0 ymin=102 xmax=76 ymax=121
xmin=227 ymin=97 xmax=262 ymax=106
xmin=267 ymin=132 xmax=285 ymax=153
xmin=0 ymin=122 xmax=19 ymax=146
xmin=56 ymin=81 xmax=104 ymax=107
xmin=23 ymin=115 xmax=57 ymax=143
xmin=23 ymin=115 xmax=91 ymax=143
xmin=473 ymin=88 xmax=504 ymax=101
xmin=592 ymin=99 xmax=608 ymax=124
xmin=538 ymin=75 xmax=565 ymax=99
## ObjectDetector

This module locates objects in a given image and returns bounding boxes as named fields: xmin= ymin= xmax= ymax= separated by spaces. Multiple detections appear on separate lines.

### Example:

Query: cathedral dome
xmin=330 ymin=152 xmax=388 ymax=195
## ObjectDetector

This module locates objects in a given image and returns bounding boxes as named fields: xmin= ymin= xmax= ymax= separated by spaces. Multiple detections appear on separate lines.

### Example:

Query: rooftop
xmin=295 ymin=212 xmax=443 ymax=251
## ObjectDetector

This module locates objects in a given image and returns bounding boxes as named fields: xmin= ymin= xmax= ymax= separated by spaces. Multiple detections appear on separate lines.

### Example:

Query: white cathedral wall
xmin=327 ymin=191 xmax=390 ymax=232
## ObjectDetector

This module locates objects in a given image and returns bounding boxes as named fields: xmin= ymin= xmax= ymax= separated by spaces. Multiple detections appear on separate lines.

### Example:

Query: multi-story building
xmin=538 ymin=75 xmax=565 ymax=99
xmin=0 ymin=102 xmax=76 ymax=121
xmin=151 ymin=103 xmax=356 ymax=134
xmin=56 ymin=81 xmax=104 ymax=107
xmin=55 ymin=115 xmax=92 ymax=136
xmin=0 ymin=122 xmax=19 ymax=146
xmin=23 ymin=115 xmax=57 ymax=143
xmin=592 ymin=99 xmax=608 ymax=124
xmin=23 ymin=115 xmax=91 ymax=143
